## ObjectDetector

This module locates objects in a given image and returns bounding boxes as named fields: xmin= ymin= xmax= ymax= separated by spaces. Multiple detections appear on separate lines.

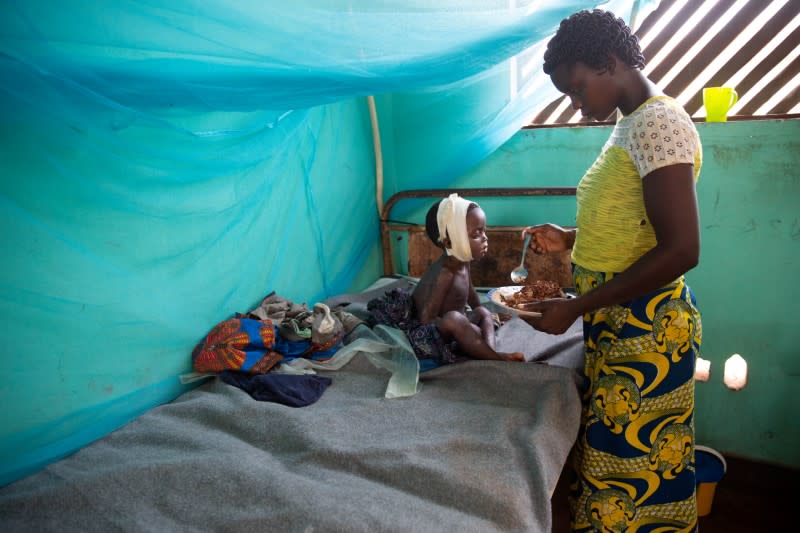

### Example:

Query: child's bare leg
xmin=469 ymin=306 xmax=496 ymax=350
xmin=438 ymin=311 xmax=524 ymax=362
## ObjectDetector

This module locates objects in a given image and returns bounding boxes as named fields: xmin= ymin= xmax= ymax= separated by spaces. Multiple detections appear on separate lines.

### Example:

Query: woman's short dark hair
xmin=543 ymin=9 xmax=645 ymax=75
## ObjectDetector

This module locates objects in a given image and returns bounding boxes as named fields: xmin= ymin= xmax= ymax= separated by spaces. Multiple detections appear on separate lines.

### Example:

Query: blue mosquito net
xmin=0 ymin=0 xmax=654 ymax=485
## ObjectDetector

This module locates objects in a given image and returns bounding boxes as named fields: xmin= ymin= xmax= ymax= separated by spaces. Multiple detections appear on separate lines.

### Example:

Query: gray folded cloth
xmin=249 ymin=293 xmax=310 ymax=321
xmin=247 ymin=292 xmax=362 ymax=344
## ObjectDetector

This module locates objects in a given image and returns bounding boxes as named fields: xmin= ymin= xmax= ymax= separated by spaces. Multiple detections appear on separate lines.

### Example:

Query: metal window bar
xmin=526 ymin=0 xmax=800 ymax=126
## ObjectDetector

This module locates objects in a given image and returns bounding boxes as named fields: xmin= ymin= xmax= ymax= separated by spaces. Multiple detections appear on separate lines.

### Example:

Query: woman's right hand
xmin=521 ymin=223 xmax=572 ymax=254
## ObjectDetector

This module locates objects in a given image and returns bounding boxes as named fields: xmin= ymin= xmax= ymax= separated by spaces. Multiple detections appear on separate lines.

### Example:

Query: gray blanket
xmin=0 ymin=278 xmax=584 ymax=532
xmin=0 ymin=357 xmax=580 ymax=532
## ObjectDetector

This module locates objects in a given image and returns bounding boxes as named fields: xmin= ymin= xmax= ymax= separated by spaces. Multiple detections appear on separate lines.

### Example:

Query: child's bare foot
xmin=499 ymin=351 xmax=525 ymax=362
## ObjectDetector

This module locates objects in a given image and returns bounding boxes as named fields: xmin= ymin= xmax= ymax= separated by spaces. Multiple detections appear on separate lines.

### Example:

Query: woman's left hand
xmin=520 ymin=297 xmax=582 ymax=334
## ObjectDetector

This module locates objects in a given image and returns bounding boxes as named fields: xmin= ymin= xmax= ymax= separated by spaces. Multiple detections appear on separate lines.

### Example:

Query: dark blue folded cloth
xmin=220 ymin=371 xmax=332 ymax=407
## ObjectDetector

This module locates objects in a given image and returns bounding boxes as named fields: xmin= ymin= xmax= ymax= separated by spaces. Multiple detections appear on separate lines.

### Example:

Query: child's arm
xmin=467 ymin=276 xmax=482 ymax=311
xmin=416 ymin=268 xmax=456 ymax=324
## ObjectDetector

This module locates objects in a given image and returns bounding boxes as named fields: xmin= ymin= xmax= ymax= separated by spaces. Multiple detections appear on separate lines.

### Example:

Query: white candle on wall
xmin=695 ymin=357 xmax=711 ymax=382
xmin=723 ymin=353 xmax=748 ymax=391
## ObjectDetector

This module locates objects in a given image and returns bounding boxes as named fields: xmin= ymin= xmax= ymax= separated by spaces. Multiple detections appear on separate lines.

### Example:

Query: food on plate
xmin=501 ymin=280 xmax=564 ymax=309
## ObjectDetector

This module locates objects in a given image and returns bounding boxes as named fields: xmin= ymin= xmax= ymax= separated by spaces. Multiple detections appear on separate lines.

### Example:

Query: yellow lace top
xmin=571 ymin=96 xmax=702 ymax=273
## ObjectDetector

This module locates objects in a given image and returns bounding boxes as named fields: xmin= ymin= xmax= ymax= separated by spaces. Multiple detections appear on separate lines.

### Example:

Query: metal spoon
xmin=510 ymin=233 xmax=531 ymax=284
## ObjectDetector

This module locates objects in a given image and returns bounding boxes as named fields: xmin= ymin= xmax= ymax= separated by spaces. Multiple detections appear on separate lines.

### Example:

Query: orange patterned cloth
xmin=192 ymin=318 xmax=283 ymax=374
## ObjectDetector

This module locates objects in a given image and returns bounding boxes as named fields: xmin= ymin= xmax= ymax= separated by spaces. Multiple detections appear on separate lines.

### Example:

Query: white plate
xmin=486 ymin=285 xmax=574 ymax=318
xmin=487 ymin=286 xmax=542 ymax=317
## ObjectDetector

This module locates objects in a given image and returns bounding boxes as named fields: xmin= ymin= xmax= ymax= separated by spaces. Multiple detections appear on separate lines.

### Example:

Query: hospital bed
xmin=0 ymin=188 xmax=585 ymax=533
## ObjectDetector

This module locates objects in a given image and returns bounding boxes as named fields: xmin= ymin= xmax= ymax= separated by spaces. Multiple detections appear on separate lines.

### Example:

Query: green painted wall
xmin=453 ymin=119 xmax=800 ymax=468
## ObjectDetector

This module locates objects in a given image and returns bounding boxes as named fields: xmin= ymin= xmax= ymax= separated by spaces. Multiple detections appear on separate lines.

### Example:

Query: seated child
xmin=368 ymin=193 xmax=524 ymax=365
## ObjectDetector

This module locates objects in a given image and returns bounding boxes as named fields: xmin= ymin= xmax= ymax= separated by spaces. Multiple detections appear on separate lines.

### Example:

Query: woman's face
xmin=550 ymin=60 xmax=618 ymax=121
xmin=466 ymin=207 xmax=488 ymax=259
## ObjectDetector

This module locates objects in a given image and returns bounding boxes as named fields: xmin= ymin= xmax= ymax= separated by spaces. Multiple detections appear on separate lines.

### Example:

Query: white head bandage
xmin=436 ymin=193 xmax=474 ymax=262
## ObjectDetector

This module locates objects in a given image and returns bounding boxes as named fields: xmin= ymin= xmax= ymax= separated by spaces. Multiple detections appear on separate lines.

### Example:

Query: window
xmin=527 ymin=0 xmax=800 ymax=126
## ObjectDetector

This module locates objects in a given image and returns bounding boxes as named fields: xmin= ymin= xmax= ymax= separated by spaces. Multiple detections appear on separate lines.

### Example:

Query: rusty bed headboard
xmin=380 ymin=187 xmax=577 ymax=288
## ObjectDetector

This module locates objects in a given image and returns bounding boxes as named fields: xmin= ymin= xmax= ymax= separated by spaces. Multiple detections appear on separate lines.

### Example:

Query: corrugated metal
xmin=529 ymin=0 xmax=800 ymax=125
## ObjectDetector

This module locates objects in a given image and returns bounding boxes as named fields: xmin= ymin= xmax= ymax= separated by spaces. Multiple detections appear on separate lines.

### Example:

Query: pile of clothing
xmin=190 ymin=292 xmax=364 ymax=406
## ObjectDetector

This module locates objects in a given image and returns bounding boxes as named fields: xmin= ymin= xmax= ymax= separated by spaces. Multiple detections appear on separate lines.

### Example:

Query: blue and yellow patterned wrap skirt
xmin=569 ymin=265 xmax=701 ymax=532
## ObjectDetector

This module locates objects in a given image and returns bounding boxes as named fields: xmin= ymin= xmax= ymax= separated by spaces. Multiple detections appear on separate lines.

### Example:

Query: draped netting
xmin=0 ymin=0 xmax=655 ymax=485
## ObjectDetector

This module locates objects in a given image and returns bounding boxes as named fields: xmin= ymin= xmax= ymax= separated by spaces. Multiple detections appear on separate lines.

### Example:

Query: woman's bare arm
xmin=573 ymin=162 xmax=699 ymax=314
xmin=525 ymin=163 xmax=700 ymax=333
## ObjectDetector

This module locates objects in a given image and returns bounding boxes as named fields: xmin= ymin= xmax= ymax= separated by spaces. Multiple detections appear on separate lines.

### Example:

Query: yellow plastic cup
xmin=703 ymin=87 xmax=738 ymax=122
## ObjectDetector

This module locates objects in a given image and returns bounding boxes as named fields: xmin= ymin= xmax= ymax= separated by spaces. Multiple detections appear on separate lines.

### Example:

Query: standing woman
xmin=523 ymin=10 xmax=702 ymax=532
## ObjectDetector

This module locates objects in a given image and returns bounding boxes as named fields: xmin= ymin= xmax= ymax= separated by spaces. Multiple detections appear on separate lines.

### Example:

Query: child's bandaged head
xmin=436 ymin=193 xmax=475 ymax=262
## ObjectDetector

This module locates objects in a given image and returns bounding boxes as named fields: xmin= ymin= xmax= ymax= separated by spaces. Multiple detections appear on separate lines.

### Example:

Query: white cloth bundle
xmin=437 ymin=193 xmax=474 ymax=262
